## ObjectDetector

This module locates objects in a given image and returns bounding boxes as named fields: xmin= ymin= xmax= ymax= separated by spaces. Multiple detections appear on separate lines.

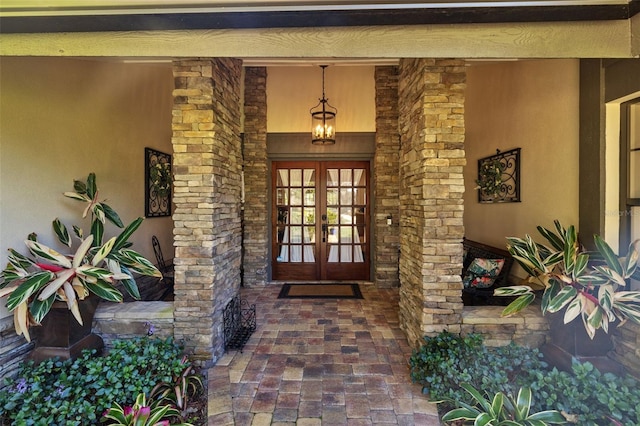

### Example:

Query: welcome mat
xmin=278 ymin=283 xmax=363 ymax=299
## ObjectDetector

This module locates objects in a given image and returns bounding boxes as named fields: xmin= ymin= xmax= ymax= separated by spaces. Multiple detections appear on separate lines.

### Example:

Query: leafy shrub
xmin=411 ymin=331 xmax=640 ymax=425
xmin=0 ymin=337 xmax=192 ymax=425
xmin=409 ymin=331 xmax=545 ymax=405
xmin=530 ymin=361 xmax=640 ymax=425
xmin=150 ymin=357 xmax=203 ymax=422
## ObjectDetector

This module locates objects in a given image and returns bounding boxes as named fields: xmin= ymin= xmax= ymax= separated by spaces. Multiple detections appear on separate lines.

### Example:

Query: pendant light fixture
xmin=310 ymin=65 xmax=337 ymax=145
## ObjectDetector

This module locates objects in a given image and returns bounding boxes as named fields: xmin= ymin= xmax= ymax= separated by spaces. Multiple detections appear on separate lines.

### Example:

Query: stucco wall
xmin=464 ymin=59 xmax=580 ymax=281
xmin=0 ymin=57 xmax=175 ymax=318
xmin=266 ymin=66 xmax=375 ymax=133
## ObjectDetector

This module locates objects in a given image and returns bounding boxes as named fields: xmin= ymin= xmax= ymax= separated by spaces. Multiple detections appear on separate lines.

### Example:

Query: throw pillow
xmin=463 ymin=258 xmax=505 ymax=289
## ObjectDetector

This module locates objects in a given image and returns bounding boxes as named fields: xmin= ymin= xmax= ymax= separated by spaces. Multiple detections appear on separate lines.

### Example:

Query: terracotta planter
xmin=30 ymin=295 xmax=104 ymax=363
xmin=541 ymin=312 xmax=623 ymax=374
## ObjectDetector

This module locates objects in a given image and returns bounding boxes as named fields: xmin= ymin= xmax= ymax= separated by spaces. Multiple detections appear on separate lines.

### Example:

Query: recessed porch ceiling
xmin=0 ymin=0 xmax=638 ymax=33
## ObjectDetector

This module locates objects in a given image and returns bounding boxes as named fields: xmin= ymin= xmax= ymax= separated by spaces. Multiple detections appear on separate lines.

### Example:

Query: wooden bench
xmin=462 ymin=238 xmax=515 ymax=305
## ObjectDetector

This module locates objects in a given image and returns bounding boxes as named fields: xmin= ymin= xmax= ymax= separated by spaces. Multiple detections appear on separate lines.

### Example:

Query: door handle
xmin=322 ymin=224 xmax=328 ymax=242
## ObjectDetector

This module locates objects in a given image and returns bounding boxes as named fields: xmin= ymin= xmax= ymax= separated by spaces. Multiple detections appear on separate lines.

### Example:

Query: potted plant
xmin=495 ymin=220 xmax=640 ymax=372
xmin=0 ymin=173 xmax=162 ymax=360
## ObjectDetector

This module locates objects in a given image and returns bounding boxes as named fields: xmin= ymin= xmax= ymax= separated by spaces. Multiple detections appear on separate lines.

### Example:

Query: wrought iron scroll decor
xmin=145 ymin=147 xmax=172 ymax=217
xmin=223 ymin=295 xmax=257 ymax=351
xmin=477 ymin=148 xmax=521 ymax=203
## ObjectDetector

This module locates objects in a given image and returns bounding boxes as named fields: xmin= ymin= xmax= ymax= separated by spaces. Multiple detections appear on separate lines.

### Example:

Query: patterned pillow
xmin=463 ymin=258 xmax=505 ymax=289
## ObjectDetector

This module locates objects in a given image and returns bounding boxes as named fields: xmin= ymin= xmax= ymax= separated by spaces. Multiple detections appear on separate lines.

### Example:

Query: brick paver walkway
xmin=207 ymin=283 xmax=440 ymax=425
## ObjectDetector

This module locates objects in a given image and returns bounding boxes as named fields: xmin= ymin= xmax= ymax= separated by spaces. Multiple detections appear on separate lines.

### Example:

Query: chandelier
xmin=310 ymin=65 xmax=337 ymax=145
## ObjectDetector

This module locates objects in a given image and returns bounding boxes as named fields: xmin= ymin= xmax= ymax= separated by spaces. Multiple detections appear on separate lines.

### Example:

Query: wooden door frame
xmin=320 ymin=161 xmax=371 ymax=281
xmin=271 ymin=160 xmax=371 ymax=281
xmin=271 ymin=161 xmax=320 ymax=281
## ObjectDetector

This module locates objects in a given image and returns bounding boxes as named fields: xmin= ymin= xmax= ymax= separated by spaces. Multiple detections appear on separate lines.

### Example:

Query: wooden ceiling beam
xmin=0 ymin=20 xmax=634 ymax=58
xmin=0 ymin=4 xmax=638 ymax=33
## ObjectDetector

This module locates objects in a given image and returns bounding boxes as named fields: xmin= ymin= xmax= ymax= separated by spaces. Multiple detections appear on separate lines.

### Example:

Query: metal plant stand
xmin=223 ymin=295 xmax=256 ymax=351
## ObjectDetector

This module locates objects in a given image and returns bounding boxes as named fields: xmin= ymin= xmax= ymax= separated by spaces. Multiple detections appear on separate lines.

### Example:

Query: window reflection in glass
xmin=291 ymin=226 xmax=302 ymax=243
xmin=341 ymin=169 xmax=352 ymax=186
xmin=304 ymin=169 xmax=315 ymax=186
xmin=340 ymin=189 xmax=352 ymax=205
xmin=277 ymin=207 xmax=288 ymax=243
xmin=305 ymin=226 xmax=316 ymax=242
xmin=304 ymin=207 xmax=315 ymax=224
xmin=290 ymin=207 xmax=302 ymax=224
xmin=304 ymin=189 xmax=316 ymax=206
xmin=290 ymin=169 xmax=302 ymax=186
xmin=340 ymin=207 xmax=353 ymax=224
xmin=340 ymin=226 xmax=353 ymax=243
xmin=327 ymin=188 xmax=338 ymax=205
xmin=327 ymin=208 xmax=339 ymax=225
xmin=327 ymin=169 xmax=339 ymax=186
xmin=291 ymin=188 xmax=302 ymax=206
xmin=328 ymin=226 xmax=338 ymax=242
xmin=276 ymin=188 xmax=288 ymax=205
xmin=277 ymin=170 xmax=288 ymax=186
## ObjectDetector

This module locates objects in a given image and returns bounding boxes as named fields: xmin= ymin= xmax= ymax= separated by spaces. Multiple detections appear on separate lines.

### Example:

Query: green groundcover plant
xmin=409 ymin=331 xmax=545 ymax=403
xmin=410 ymin=331 xmax=640 ymax=425
xmin=0 ymin=337 xmax=204 ymax=426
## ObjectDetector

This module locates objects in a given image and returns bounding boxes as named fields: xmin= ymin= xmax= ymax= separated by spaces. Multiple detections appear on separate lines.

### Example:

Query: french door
xmin=272 ymin=161 xmax=370 ymax=281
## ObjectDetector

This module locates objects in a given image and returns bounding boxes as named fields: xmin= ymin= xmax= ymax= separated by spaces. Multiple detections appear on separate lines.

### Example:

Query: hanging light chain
xmin=310 ymin=64 xmax=337 ymax=145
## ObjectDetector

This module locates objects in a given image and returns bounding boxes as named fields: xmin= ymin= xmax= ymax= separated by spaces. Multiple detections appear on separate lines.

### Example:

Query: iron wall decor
xmin=477 ymin=148 xmax=521 ymax=203
xmin=145 ymin=147 xmax=172 ymax=217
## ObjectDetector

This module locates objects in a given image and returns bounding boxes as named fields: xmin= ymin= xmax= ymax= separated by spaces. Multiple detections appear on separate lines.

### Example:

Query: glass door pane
xmin=326 ymin=167 xmax=366 ymax=264
xmin=275 ymin=168 xmax=317 ymax=264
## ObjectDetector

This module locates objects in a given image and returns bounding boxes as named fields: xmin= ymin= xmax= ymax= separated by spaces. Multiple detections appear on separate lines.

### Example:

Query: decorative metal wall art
xmin=223 ymin=295 xmax=257 ymax=351
xmin=476 ymin=148 xmax=521 ymax=203
xmin=145 ymin=147 xmax=172 ymax=217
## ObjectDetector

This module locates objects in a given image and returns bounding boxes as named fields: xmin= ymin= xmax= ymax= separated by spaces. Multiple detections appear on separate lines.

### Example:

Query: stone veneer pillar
xmin=374 ymin=66 xmax=401 ymax=288
xmin=242 ymin=67 xmax=269 ymax=286
xmin=171 ymin=58 xmax=243 ymax=364
xmin=397 ymin=59 xmax=466 ymax=347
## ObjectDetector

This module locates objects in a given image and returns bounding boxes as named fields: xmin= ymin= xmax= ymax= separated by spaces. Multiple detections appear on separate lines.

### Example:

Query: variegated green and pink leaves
xmin=62 ymin=172 xmax=124 ymax=247
xmin=495 ymin=220 xmax=640 ymax=339
xmin=0 ymin=173 xmax=161 ymax=342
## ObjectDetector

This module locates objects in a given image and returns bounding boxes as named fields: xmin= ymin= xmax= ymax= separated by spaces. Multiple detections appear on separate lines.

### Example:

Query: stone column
xmin=397 ymin=59 xmax=466 ymax=347
xmin=242 ymin=67 xmax=269 ymax=286
xmin=171 ymin=58 xmax=243 ymax=364
xmin=374 ymin=66 xmax=401 ymax=288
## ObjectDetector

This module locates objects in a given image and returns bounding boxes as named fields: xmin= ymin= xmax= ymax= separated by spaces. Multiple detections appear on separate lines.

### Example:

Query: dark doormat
xmin=278 ymin=283 xmax=363 ymax=299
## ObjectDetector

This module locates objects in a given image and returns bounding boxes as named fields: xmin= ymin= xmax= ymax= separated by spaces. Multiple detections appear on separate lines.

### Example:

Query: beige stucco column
xmin=397 ymin=58 xmax=466 ymax=347
xmin=171 ymin=58 xmax=243 ymax=363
